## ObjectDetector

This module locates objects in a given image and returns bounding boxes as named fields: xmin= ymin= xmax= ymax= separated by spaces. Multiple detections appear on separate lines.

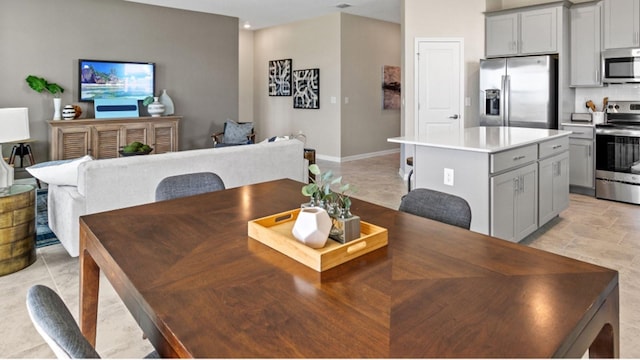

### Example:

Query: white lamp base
xmin=0 ymin=144 xmax=15 ymax=189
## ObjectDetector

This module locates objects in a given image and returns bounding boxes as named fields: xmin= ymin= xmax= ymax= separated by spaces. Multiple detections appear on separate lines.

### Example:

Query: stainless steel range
xmin=595 ymin=101 xmax=640 ymax=204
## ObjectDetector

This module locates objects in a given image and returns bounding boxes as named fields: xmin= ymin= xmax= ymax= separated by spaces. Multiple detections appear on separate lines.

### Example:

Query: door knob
xmin=449 ymin=114 xmax=459 ymax=119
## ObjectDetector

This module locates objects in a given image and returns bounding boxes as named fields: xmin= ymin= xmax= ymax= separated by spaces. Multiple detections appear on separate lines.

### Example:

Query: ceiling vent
xmin=336 ymin=3 xmax=352 ymax=9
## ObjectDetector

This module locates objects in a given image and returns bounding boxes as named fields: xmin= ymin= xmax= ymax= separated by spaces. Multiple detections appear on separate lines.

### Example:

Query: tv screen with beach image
xmin=79 ymin=59 xmax=155 ymax=101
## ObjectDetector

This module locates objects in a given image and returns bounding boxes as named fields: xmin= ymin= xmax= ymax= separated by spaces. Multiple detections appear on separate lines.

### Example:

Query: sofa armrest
xmin=48 ymin=185 xmax=85 ymax=257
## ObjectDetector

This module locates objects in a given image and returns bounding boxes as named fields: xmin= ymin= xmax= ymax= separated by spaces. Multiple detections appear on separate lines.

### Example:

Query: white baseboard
xmin=316 ymin=148 xmax=400 ymax=163
xmin=315 ymin=154 xmax=342 ymax=162
xmin=399 ymin=168 xmax=408 ymax=180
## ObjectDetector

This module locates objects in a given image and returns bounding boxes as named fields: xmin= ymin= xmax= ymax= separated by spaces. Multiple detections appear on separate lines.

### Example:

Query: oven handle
xmin=596 ymin=128 xmax=640 ymax=137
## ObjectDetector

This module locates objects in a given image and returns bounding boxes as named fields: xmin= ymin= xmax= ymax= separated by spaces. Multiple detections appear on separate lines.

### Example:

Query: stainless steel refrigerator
xmin=479 ymin=55 xmax=558 ymax=129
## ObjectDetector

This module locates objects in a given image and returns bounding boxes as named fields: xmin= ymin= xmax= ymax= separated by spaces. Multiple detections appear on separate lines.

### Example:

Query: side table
xmin=303 ymin=148 xmax=316 ymax=183
xmin=0 ymin=185 xmax=36 ymax=276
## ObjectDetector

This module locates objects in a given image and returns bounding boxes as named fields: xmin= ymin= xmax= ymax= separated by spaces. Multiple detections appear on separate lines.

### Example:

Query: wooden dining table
xmin=79 ymin=179 xmax=619 ymax=358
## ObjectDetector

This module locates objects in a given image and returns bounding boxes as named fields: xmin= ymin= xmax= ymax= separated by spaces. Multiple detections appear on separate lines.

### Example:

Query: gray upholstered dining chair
xmin=155 ymin=172 xmax=226 ymax=201
xmin=26 ymin=285 xmax=159 ymax=359
xmin=399 ymin=188 xmax=472 ymax=230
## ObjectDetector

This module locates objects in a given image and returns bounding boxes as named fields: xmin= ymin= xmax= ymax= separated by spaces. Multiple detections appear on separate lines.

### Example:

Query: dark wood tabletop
xmin=79 ymin=179 xmax=619 ymax=358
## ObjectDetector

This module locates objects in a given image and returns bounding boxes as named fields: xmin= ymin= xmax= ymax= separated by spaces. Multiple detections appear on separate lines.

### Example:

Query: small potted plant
xmin=26 ymin=75 xmax=65 ymax=120
xmin=328 ymin=177 xmax=360 ymax=244
xmin=301 ymin=164 xmax=360 ymax=243
xmin=301 ymin=164 xmax=336 ymax=208
xmin=333 ymin=181 xmax=355 ymax=219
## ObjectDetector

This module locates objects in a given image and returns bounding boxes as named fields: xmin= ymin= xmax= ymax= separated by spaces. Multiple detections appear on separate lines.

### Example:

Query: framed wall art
xmin=382 ymin=65 xmax=401 ymax=110
xmin=293 ymin=68 xmax=320 ymax=109
xmin=268 ymin=59 xmax=292 ymax=96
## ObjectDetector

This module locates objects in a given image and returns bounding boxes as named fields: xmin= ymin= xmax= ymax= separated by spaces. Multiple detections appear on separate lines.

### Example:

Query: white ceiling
xmin=125 ymin=0 xmax=401 ymax=30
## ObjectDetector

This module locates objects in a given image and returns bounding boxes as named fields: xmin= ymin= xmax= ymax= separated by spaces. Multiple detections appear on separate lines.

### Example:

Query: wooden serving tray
xmin=248 ymin=209 xmax=388 ymax=272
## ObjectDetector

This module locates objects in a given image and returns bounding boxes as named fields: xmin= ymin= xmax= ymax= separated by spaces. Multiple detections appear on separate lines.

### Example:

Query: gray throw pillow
xmin=224 ymin=119 xmax=253 ymax=144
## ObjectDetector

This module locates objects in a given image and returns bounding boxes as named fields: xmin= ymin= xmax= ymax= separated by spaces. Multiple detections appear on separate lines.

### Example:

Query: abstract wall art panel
xmin=268 ymin=59 xmax=292 ymax=96
xmin=293 ymin=68 xmax=320 ymax=109
xmin=382 ymin=65 xmax=401 ymax=110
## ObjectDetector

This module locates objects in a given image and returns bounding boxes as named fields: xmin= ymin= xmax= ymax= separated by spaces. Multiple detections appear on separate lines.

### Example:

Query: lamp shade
xmin=0 ymin=108 xmax=30 ymax=143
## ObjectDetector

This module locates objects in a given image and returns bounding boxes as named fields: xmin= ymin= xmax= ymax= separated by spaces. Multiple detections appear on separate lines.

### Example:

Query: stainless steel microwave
xmin=602 ymin=48 xmax=640 ymax=83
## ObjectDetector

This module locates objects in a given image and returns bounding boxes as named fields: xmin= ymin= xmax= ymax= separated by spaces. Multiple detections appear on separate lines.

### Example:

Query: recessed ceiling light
xmin=243 ymin=21 xmax=251 ymax=29
xmin=336 ymin=3 xmax=352 ymax=9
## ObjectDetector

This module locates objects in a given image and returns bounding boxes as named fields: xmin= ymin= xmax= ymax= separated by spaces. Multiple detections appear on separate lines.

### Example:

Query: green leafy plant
xmin=25 ymin=75 xmax=64 ymax=97
xmin=334 ymin=182 xmax=355 ymax=216
xmin=142 ymin=95 xmax=155 ymax=106
xmin=122 ymin=141 xmax=152 ymax=154
xmin=301 ymin=164 xmax=355 ymax=218
xmin=301 ymin=164 xmax=336 ymax=204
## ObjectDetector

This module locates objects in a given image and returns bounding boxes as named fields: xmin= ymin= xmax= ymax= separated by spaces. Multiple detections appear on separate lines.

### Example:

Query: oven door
xmin=595 ymin=127 xmax=640 ymax=204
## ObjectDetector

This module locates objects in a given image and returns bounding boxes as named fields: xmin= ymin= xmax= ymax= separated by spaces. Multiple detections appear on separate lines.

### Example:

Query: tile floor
xmin=2 ymin=153 xmax=639 ymax=358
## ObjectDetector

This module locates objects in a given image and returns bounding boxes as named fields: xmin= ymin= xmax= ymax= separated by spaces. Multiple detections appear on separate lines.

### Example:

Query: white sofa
xmin=47 ymin=139 xmax=306 ymax=257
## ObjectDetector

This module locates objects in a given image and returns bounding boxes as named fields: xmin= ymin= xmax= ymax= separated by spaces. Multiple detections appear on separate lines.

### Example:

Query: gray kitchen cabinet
xmin=603 ymin=0 xmax=640 ymax=49
xmin=570 ymin=2 xmax=602 ymax=87
xmin=563 ymin=125 xmax=595 ymax=193
xmin=539 ymin=152 xmax=570 ymax=225
xmin=491 ymin=162 xmax=539 ymax=242
xmin=486 ymin=13 xmax=519 ymax=56
xmin=539 ymin=136 xmax=570 ymax=225
xmin=390 ymin=129 xmax=570 ymax=242
xmin=569 ymin=139 xmax=594 ymax=187
xmin=486 ymin=5 xmax=559 ymax=57
xmin=520 ymin=7 xmax=558 ymax=54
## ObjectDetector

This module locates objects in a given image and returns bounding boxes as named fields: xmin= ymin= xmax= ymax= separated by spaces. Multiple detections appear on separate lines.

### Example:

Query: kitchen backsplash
xmin=575 ymin=85 xmax=640 ymax=113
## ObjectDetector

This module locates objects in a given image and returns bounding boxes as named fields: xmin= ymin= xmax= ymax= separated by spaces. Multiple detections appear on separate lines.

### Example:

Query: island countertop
xmin=388 ymin=126 xmax=571 ymax=153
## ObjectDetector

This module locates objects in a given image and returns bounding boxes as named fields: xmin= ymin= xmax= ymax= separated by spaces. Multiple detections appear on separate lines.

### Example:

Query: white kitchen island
xmin=389 ymin=126 xmax=572 ymax=242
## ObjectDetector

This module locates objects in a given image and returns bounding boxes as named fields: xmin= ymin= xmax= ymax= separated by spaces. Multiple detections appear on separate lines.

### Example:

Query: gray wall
xmin=1 ymin=0 xmax=238 ymax=162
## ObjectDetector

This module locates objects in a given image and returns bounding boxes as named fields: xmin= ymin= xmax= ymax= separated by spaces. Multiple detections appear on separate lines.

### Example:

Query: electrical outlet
xmin=444 ymin=168 xmax=454 ymax=186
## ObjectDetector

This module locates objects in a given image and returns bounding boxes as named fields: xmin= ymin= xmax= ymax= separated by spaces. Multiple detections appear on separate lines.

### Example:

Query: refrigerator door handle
xmin=480 ymin=90 xmax=486 ymax=116
xmin=503 ymin=75 xmax=510 ymax=127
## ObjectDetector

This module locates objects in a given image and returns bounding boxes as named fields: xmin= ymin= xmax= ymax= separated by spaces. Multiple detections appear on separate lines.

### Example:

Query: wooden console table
xmin=48 ymin=116 xmax=180 ymax=160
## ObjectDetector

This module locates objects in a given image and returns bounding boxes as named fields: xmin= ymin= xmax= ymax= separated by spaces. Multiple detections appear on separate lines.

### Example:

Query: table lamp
xmin=0 ymin=107 xmax=30 ymax=190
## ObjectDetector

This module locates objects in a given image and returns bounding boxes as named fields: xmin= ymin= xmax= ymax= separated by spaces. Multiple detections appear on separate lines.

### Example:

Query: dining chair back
xmin=26 ymin=285 xmax=100 ymax=359
xmin=399 ymin=188 xmax=472 ymax=229
xmin=155 ymin=172 xmax=226 ymax=201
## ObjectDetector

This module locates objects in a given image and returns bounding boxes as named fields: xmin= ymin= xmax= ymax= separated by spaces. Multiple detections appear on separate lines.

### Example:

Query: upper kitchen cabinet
xmin=486 ymin=13 xmax=519 ymax=56
xmin=603 ymin=0 xmax=640 ymax=49
xmin=520 ymin=8 xmax=558 ymax=54
xmin=485 ymin=2 xmax=567 ymax=58
xmin=570 ymin=2 xmax=602 ymax=87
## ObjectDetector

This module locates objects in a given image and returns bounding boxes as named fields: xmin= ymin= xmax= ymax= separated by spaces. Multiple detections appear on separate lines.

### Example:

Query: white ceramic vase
xmin=147 ymin=97 xmax=165 ymax=117
xmin=53 ymin=98 xmax=62 ymax=120
xmin=291 ymin=207 xmax=332 ymax=249
xmin=159 ymin=89 xmax=175 ymax=115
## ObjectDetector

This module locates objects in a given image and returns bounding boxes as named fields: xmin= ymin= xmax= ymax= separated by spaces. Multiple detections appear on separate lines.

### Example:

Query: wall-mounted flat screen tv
xmin=79 ymin=59 xmax=155 ymax=102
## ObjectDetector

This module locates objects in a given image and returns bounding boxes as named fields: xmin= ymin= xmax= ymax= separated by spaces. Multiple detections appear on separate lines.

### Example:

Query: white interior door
xmin=416 ymin=39 xmax=464 ymax=139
